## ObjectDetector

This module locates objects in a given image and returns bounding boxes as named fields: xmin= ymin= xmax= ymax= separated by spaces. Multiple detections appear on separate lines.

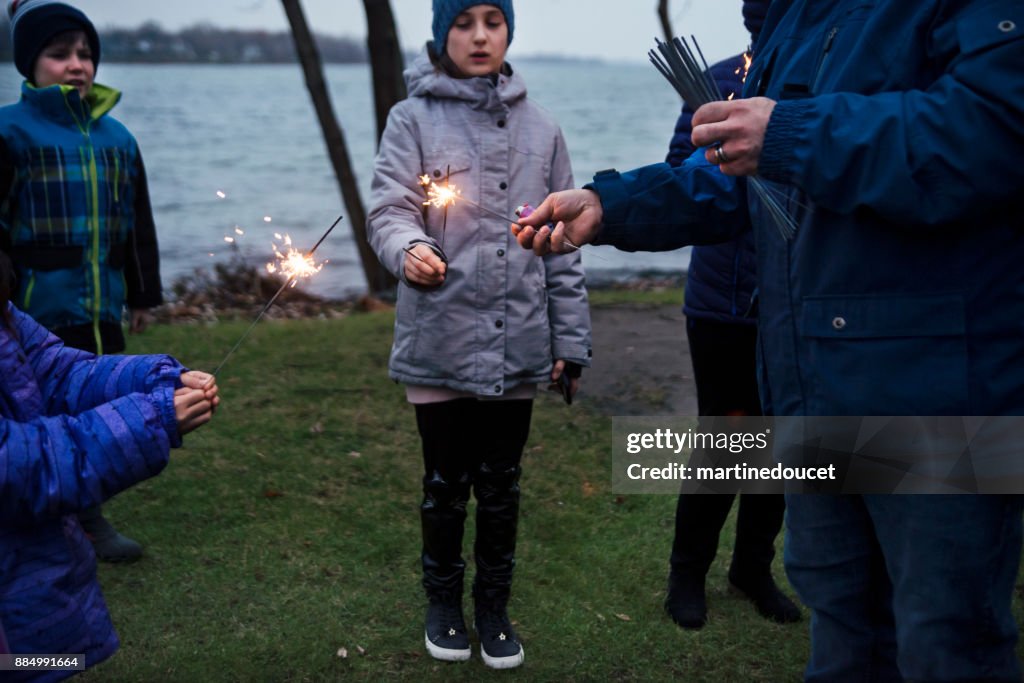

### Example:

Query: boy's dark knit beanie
xmin=432 ymin=1 xmax=514 ymax=57
xmin=8 ymin=0 xmax=101 ymax=79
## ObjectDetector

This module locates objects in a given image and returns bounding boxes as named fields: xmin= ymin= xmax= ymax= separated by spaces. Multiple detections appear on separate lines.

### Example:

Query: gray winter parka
xmin=368 ymin=50 xmax=592 ymax=396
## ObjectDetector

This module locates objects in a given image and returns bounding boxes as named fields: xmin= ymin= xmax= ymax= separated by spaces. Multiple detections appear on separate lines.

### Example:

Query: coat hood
xmin=405 ymin=46 xmax=526 ymax=110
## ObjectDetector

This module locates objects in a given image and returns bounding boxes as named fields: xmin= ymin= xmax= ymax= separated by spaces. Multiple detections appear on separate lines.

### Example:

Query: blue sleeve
xmin=13 ymin=307 xmax=184 ymax=418
xmin=585 ymin=152 xmax=750 ymax=252
xmin=759 ymin=3 xmax=1024 ymax=226
xmin=0 ymin=389 xmax=176 ymax=524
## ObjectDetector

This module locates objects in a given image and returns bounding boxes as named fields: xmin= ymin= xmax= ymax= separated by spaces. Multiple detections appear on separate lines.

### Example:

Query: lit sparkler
xmin=649 ymin=36 xmax=798 ymax=240
xmin=266 ymin=233 xmax=325 ymax=287
xmin=208 ymin=215 xmax=342 ymax=378
xmin=417 ymin=174 xmax=607 ymax=260
xmin=422 ymin=177 xmax=461 ymax=210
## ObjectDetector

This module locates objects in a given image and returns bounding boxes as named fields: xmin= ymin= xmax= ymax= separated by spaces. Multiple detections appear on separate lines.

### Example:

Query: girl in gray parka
xmin=366 ymin=0 xmax=591 ymax=670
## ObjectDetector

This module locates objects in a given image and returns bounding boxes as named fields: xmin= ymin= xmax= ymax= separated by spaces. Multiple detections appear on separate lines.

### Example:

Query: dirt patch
xmin=580 ymin=303 xmax=697 ymax=416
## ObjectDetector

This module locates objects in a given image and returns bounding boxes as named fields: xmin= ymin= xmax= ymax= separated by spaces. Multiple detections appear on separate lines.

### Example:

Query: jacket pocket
xmin=957 ymin=4 xmax=1023 ymax=56
xmin=422 ymin=150 xmax=472 ymax=186
xmin=800 ymin=294 xmax=968 ymax=415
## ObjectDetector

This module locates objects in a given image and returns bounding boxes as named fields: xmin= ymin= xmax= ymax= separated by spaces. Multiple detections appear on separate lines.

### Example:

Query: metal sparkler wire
xmin=208 ymin=215 xmax=343 ymax=378
xmin=441 ymin=165 xmax=450 ymax=251
xmin=649 ymin=36 xmax=799 ymax=240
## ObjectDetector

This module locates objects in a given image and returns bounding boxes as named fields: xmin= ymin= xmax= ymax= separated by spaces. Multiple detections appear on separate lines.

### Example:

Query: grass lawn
xmin=78 ymin=299 xmax=1023 ymax=681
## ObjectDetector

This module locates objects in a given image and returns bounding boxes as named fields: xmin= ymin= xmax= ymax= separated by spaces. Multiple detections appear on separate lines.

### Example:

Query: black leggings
xmin=415 ymin=398 xmax=533 ymax=604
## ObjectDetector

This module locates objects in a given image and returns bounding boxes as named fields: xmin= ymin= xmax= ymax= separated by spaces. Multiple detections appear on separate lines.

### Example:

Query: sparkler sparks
xmin=208 ymin=216 xmax=343 ymax=378
xmin=422 ymin=180 xmax=461 ymax=210
xmin=266 ymin=233 xmax=325 ymax=286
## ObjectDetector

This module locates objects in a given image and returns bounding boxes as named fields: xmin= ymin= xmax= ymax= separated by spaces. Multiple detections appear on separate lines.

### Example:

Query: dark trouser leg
xmin=471 ymin=400 xmax=532 ymax=608
xmin=669 ymin=493 xmax=735 ymax=577
xmin=416 ymin=400 xmax=474 ymax=599
xmin=671 ymin=319 xmax=761 ymax=580
xmin=730 ymin=493 xmax=785 ymax=584
xmin=869 ymin=494 xmax=1023 ymax=683
xmin=785 ymin=494 xmax=898 ymax=683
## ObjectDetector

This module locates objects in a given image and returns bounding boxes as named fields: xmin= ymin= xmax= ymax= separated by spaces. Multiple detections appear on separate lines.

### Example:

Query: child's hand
xmin=404 ymin=244 xmax=447 ymax=287
xmin=129 ymin=308 xmax=152 ymax=334
xmin=548 ymin=360 xmax=580 ymax=401
xmin=181 ymin=370 xmax=220 ymax=413
xmin=173 ymin=387 xmax=213 ymax=435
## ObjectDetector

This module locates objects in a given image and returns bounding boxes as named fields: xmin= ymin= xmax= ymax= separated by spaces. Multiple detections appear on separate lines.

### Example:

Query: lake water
xmin=0 ymin=61 xmax=691 ymax=299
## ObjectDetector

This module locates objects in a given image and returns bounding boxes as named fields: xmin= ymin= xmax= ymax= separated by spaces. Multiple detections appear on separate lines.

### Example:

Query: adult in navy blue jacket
xmin=516 ymin=1 xmax=1024 ymax=679
xmin=662 ymin=0 xmax=799 ymax=632
xmin=0 ymin=252 xmax=219 ymax=680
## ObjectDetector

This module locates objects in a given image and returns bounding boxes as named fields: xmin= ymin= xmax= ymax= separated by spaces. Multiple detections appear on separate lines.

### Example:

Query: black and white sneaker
xmin=474 ymin=607 xmax=524 ymax=669
xmin=424 ymin=599 xmax=471 ymax=661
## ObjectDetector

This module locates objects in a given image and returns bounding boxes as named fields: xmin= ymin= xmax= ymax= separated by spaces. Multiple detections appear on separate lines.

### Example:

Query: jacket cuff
xmin=759 ymin=100 xmax=813 ymax=183
xmin=552 ymin=341 xmax=592 ymax=367
xmin=584 ymin=170 xmax=632 ymax=247
xmin=400 ymin=239 xmax=447 ymax=289
xmin=150 ymin=384 xmax=182 ymax=448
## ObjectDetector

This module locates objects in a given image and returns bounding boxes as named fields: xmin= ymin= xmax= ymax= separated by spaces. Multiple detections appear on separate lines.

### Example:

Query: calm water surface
xmin=0 ymin=60 xmax=690 ymax=298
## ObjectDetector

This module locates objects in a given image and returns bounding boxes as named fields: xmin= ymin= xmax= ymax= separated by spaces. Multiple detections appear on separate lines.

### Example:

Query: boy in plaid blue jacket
xmin=0 ymin=0 xmax=164 ymax=562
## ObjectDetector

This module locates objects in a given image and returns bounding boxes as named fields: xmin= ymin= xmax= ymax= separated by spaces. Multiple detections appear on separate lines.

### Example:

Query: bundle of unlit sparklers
xmin=649 ymin=36 xmax=798 ymax=240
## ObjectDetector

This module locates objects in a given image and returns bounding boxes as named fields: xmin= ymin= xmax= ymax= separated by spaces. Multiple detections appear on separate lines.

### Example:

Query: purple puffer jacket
xmin=0 ymin=304 xmax=183 ymax=681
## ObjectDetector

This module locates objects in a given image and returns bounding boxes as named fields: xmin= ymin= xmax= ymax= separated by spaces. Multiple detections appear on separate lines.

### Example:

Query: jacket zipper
xmin=22 ymin=271 xmax=34 ymax=308
xmin=61 ymin=89 xmax=104 ymax=353
xmin=812 ymin=27 xmax=838 ymax=93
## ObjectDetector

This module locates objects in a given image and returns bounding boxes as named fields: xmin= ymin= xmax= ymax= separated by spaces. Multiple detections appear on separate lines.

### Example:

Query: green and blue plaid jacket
xmin=0 ymin=81 xmax=161 ymax=354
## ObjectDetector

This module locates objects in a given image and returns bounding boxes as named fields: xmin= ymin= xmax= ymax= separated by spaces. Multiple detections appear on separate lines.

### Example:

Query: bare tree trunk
xmin=657 ymin=0 xmax=674 ymax=45
xmin=362 ymin=0 xmax=406 ymax=145
xmin=281 ymin=0 xmax=396 ymax=294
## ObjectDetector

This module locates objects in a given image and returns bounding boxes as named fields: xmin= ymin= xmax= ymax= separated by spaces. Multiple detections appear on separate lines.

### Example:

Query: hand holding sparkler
xmin=404 ymin=243 xmax=447 ymax=286
xmin=175 ymin=371 xmax=220 ymax=434
xmin=512 ymin=189 xmax=605 ymax=257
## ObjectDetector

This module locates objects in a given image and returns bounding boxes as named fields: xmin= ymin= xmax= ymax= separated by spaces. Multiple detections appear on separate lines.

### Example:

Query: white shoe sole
xmin=480 ymin=644 xmax=524 ymax=669
xmin=424 ymin=632 xmax=471 ymax=662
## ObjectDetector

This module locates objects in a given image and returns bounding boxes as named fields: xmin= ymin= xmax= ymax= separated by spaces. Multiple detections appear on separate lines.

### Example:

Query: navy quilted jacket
xmin=0 ymin=304 xmax=182 ymax=680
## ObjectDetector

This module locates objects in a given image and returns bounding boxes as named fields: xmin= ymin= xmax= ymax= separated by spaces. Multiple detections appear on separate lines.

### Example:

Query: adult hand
xmin=404 ymin=243 xmax=446 ymax=287
xmin=691 ymin=97 xmax=776 ymax=176
xmin=129 ymin=308 xmax=151 ymax=334
xmin=512 ymin=189 xmax=604 ymax=256
xmin=182 ymin=370 xmax=220 ymax=412
xmin=549 ymin=359 xmax=580 ymax=399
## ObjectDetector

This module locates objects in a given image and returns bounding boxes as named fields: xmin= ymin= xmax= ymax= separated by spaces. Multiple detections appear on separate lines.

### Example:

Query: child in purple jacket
xmin=0 ymin=251 xmax=218 ymax=681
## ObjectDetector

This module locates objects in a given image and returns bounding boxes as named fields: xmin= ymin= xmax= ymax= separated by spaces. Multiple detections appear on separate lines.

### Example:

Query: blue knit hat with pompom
xmin=432 ymin=1 xmax=514 ymax=57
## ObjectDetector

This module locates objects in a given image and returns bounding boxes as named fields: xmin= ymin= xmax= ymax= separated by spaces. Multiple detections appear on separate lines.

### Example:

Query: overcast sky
xmin=80 ymin=1 xmax=751 ymax=64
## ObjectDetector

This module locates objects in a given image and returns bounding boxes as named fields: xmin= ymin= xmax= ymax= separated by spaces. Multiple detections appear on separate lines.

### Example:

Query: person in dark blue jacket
xmin=663 ymin=0 xmax=800 ymax=631
xmin=516 ymin=1 xmax=1024 ymax=679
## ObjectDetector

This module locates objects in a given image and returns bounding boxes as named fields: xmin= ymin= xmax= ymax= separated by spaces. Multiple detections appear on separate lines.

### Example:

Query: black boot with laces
xmin=424 ymin=597 xmax=470 ymax=662
xmin=474 ymin=604 xmax=524 ymax=669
